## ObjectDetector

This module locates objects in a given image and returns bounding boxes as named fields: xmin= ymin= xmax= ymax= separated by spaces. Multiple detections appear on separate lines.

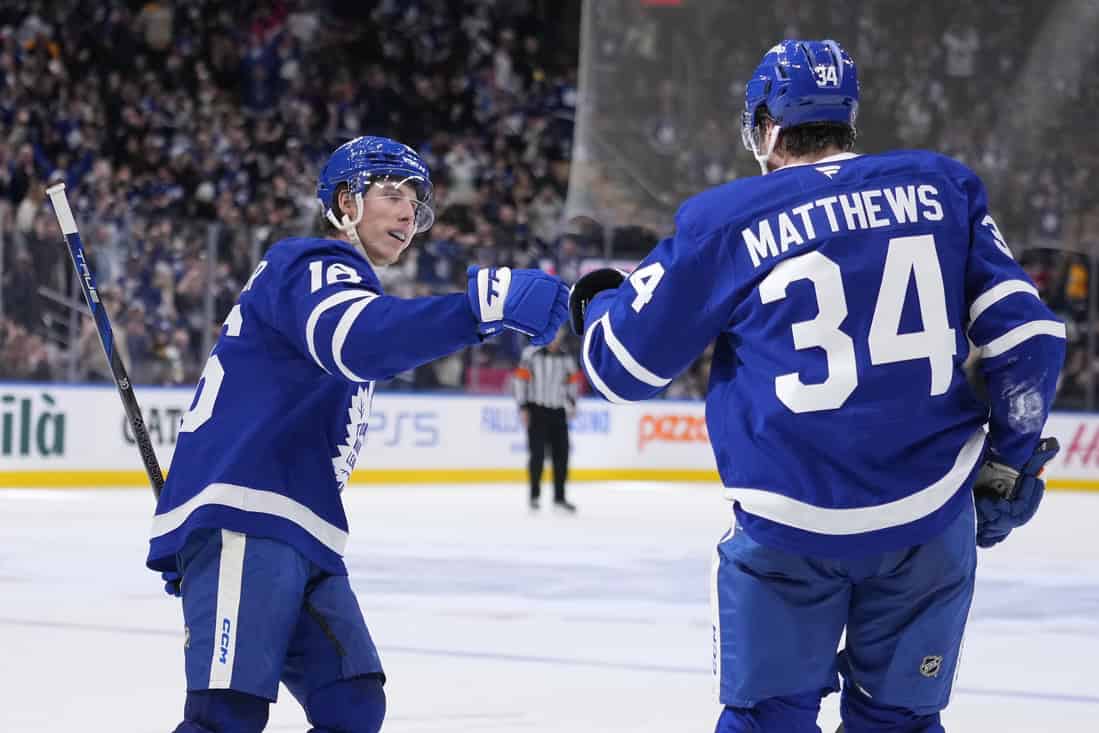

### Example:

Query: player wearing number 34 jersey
xmin=570 ymin=40 xmax=1065 ymax=733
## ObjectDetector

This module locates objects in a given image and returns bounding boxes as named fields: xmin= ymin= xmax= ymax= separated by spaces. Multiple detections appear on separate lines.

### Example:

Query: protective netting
xmin=565 ymin=0 xmax=1099 ymax=253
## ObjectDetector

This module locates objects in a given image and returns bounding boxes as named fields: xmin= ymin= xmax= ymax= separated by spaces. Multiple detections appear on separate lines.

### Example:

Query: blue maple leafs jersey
xmin=147 ymin=237 xmax=480 ymax=575
xmin=581 ymin=151 xmax=1066 ymax=556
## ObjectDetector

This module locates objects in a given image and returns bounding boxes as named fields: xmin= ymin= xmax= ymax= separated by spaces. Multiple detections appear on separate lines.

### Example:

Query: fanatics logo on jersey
xmin=919 ymin=655 xmax=943 ymax=678
xmin=815 ymin=164 xmax=842 ymax=179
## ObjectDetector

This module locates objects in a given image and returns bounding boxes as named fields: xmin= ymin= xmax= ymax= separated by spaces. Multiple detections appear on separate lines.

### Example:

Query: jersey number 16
xmin=179 ymin=261 xmax=268 ymax=433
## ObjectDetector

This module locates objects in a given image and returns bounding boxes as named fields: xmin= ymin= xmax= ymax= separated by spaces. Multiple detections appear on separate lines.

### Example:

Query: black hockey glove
xmin=568 ymin=268 xmax=626 ymax=336
xmin=973 ymin=437 xmax=1059 ymax=548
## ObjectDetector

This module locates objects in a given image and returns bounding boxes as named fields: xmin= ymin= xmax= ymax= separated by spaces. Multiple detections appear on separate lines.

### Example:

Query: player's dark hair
xmin=755 ymin=105 xmax=856 ymax=157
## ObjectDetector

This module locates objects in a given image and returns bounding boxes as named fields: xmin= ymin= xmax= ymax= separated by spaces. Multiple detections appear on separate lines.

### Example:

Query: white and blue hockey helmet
xmin=317 ymin=136 xmax=435 ymax=235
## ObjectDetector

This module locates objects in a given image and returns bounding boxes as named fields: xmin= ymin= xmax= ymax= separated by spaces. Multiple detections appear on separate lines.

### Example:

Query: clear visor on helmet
xmin=741 ymin=110 xmax=767 ymax=156
xmin=740 ymin=111 xmax=756 ymax=154
xmin=346 ymin=171 xmax=436 ymax=233
xmin=741 ymin=76 xmax=772 ymax=155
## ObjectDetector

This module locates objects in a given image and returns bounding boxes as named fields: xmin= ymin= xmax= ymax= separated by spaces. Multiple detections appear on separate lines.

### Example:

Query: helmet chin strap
xmin=752 ymin=124 xmax=782 ymax=175
xmin=326 ymin=192 xmax=380 ymax=263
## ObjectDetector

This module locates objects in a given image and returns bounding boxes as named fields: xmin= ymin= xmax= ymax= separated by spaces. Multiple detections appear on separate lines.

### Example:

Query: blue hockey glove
xmin=162 ymin=570 xmax=182 ymax=597
xmin=973 ymin=437 xmax=1059 ymax=548
xmin=568 ymin=268 xmax=626 ymax=335
xmin=467 ymin=266 xmax=569 ymax=346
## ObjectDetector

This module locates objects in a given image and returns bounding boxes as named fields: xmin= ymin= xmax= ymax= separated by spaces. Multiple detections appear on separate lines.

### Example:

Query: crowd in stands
xmin=0 ymin=0 xmax=584 ymax=391
xmin=0 ymin=0 xmax=1095 ymax=407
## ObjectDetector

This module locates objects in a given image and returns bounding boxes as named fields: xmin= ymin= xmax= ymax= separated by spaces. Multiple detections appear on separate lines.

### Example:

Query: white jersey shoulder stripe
xmin=150 ymin=482 xmax=349 ymax=555
xmin=724 ymin=429 xmax=986 ymax=535
xmin=332 ymin=293 xmax=379 ymax=381
xmin=306 ymin=290 xmax=375 ymax=372
xmin=980 ymin=319 xmax=1066 ymax=359
xmin=969 ymin=280 xmax=1040 ymax=325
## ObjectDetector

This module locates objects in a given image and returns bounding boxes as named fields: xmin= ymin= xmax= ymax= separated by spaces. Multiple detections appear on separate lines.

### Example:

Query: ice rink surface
xmin=2 ymin=483 xmax=1097 ymax=732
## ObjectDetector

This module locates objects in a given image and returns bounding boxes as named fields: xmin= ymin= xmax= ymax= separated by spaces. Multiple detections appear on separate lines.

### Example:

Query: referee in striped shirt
xmin=514 ymin=326 xmax=582 ymax=512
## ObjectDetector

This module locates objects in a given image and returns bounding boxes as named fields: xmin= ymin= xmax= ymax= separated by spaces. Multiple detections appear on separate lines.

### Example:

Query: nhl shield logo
xmin=919 ymin=655 xmax=943 ymax=678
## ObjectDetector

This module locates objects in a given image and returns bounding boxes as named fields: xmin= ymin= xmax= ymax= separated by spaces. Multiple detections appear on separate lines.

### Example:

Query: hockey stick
xmin=45 ymin=183 xmax=165 ymax=498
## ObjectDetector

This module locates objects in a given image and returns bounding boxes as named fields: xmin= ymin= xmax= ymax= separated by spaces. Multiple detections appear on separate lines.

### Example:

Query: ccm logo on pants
xmin=219 ymin=618 xmax=232 ymax=664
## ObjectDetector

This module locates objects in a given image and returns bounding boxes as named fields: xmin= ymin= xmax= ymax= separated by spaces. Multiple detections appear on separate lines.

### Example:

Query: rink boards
xmin=0 ymin=382 xmax=1096 ymax=490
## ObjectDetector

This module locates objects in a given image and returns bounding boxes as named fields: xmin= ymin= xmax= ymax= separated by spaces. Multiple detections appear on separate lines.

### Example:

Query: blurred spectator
xmin=554 ymin=234 xmax=582 ymax=285
xmin=415 ymin=221 xmax=463 ymax=290
xmin=2 ymin=249 xmax=40 ymax=331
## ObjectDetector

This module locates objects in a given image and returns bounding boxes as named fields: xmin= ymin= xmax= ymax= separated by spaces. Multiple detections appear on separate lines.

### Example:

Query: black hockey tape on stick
xmin=45 ymin=183 xmax=165 ymax=498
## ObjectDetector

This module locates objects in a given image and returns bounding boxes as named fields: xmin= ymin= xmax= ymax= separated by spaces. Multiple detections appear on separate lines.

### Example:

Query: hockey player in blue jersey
xmin=569 ymin=41 xmax=1065 ymax=732
xmin=147 ymin=135 xmax=569 ymax=733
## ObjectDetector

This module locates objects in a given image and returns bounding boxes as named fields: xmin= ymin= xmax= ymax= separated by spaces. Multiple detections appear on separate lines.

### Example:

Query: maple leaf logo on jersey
xmin=333 ymin=383 xmax=374 ymax=491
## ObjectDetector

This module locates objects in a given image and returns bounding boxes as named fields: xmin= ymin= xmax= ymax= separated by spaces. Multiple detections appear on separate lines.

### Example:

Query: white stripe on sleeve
xmin=582 ymin=317 xmax=631 ymax=404
xmin=596 ymin=313 xmax=671 ymax=388
xmin=980 ymin=320 xmax=1066 ymax=358
xmin=208 ymin=530 xmax=246 ymax=689
xmin=331 ymin=293 xmax=378 ymax=381
xmin=968 ymin=280 xmax=1040 ymax=324
xmin=306 ymin=290 xmax=375 ymax=373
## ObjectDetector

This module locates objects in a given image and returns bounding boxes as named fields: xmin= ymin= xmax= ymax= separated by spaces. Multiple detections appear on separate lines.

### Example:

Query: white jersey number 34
xmin=760 ymin=234 xmax=956 ymax=413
